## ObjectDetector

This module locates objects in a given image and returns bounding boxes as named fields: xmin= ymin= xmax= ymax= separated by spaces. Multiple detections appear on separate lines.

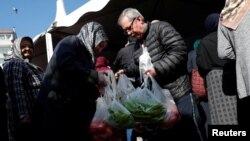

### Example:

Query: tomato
xmin=93 ymin=136 xmax=106 ymax=141
xmin=90 ymin=120 xmax=107 ymax=133
xmin=105 ymin=126 xmax=113 ymax=137
xmin=90 ymin=119 xmax=113 ymax=139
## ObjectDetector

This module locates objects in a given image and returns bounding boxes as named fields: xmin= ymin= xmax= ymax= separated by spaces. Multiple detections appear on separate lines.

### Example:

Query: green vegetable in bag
xmin=123 ymin=89 xmax=166 ymax=124
xmin=108 ymin=107 xmax=135 ymax=129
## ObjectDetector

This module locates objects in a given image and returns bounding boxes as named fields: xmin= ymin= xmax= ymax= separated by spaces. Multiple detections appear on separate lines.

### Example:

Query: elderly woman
xmin=33 ymin=21 xmax=109 ymax=141
xmin=3 ymin=36 xmax=44 ymax=141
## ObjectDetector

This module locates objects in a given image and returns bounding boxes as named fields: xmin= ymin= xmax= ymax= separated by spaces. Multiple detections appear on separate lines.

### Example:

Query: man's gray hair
xmin=117 ymin=8 xmax=144 ymax=26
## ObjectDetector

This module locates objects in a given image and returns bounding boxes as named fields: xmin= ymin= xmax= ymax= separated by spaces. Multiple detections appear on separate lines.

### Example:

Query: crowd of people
xmin=0 ymin=0 xmax=250 ymax=141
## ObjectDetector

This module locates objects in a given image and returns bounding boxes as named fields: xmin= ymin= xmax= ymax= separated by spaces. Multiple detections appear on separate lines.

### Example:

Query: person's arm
xmin=217 ymin=22 xmax=235 ymax=60
xmin=56 ymin=37 xmax=100 ymax=86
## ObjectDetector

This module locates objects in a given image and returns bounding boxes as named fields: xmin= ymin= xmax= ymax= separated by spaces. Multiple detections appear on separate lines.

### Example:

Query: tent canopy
xmin=33 ymin=0 xmax=225 ymax=69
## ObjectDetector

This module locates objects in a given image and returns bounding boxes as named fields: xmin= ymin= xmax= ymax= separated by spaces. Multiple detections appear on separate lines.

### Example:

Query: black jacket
xmin=125 ymin=21 xmax=191 ymax=99
xmin=113 ymin=41 xmax=140 ymax=71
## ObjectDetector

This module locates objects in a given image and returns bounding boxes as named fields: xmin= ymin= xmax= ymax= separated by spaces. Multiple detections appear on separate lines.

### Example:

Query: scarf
xmin=220 ymin=0 xmax=250 ymax=29
xmin=77 ymin=21 xmax=108 ymax=63
xmin=4 ymin=36 xmax=33 ymax=62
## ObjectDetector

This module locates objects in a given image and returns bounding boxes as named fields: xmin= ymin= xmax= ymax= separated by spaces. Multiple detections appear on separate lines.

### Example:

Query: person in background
xmin=3 ymin=36 xmax=44 ymax=141
xmin=197 ymin=13 xmax=238 ymax=125
xmin=217 ymin=0 xmax=250 ymax=127
xmin=95 ymin=55 xmax=111 ymax=97
xmin=115 ymin=8 xmax=207 ymax=141
xmin=187 ymin=39 xmax=210 ymax=138
xmin=95 ymin=56 xmax=111 ymax=72
xmin=187 ymin=39 xmax=200 ymax=74
xmin=33 ymin=21 xmax=108 ymax=141
xmin=0 ymin=66 xmax=7 ymax=141
xmin=113 ymin=36 xmax=139 ymax=72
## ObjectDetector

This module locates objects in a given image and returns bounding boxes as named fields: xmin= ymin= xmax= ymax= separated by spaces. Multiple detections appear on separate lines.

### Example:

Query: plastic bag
xmin=123 ymin=75 xmax=165 ymax=124
xmin=123 ymin=75 xmax=180 ymax=129
xmin=139 ymin=45 xmax=153 ymax=82
xmin=90 ymin=97 xmax=113 ymax=140
xmin=103 ymin=71 xmax=135 ymax=129
xmin=124 ymin=87 xmax=166 ymax=124
xmin=146 ymin=75 xmax=180 ymax=129
xmin=116 ymin=74 xmax=135 ymax=102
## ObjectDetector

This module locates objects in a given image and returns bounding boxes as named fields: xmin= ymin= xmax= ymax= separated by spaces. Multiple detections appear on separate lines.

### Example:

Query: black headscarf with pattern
xmin=77 ymin=21 xmax=108 ymax=63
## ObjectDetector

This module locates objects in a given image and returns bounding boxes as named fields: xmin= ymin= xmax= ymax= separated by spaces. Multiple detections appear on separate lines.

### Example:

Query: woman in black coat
xmin=33 ymin=22 xmax=109 ymax=141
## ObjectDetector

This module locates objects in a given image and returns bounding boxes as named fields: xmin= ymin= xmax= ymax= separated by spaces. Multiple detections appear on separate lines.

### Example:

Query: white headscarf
xmin=4 ymin=36 xmax=33 ymax=62
xmin=77 ymin=21 xmax=108 ymax=63
xmin=220 ymin=0 xmax=250 ymax=29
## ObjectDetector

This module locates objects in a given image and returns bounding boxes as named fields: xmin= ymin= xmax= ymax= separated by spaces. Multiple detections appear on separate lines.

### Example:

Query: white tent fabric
xmin=55 ymin=0 xmax=110 ymax=27
xmin=32 ymin=0 xmax=225 ymax=70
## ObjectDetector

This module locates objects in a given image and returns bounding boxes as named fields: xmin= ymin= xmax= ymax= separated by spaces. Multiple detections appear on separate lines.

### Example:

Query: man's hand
xmin=144 ymin=67 xmax=157 ymax=77
xmin=114 ymin=69 xmax=124 ymax=79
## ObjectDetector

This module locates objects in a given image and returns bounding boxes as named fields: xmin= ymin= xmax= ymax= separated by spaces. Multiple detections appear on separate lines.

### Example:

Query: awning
xmin=32 ymin=0 xmax=225 ymax=70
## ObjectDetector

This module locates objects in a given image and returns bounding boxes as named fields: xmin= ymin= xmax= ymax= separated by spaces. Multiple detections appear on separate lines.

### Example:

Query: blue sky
xmin=0 ymin=0 xmax=89 ymax=38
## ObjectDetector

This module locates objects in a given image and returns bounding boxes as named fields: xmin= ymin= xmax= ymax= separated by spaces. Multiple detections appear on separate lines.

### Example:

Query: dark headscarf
xmin=77 ymin=21 xmax=108 ymax=63
xmin=204 ymin=13 xmax=220 ymax=32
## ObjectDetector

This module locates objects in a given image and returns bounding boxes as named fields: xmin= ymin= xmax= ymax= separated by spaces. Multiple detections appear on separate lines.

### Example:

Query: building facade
xmin=0 ymin=29 xmax=17 ymax=67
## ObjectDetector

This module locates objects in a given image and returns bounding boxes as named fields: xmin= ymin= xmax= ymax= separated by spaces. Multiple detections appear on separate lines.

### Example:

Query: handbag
xmin=191 ymin=69 xmax=207 ymax=98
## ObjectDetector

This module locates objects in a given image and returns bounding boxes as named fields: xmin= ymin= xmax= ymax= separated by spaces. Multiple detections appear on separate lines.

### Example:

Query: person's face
xmin=120 ymin=16 xmax=144 ymax=40
xmin=20 ymin=39 xmax=33 ymax=60
xmin=94 ymin=41 xmax=108 ymax=55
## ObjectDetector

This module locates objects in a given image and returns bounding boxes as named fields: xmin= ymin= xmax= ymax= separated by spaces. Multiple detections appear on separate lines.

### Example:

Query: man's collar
xmin=139 ymin=21 xmax=150 ymax=44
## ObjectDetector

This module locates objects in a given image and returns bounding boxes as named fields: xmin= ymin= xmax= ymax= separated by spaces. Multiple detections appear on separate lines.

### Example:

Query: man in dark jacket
xmin=115 ymin=8 xmax=207 ymax=141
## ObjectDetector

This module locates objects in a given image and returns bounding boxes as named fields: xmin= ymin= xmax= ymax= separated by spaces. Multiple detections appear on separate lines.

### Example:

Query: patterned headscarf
xmin=4 ymin=36 xmax=33 ymax=62
xmin=77 ymin=21 xmax=108 ymax=63
xmin=220 ymin=0 xmax=250 ymax=29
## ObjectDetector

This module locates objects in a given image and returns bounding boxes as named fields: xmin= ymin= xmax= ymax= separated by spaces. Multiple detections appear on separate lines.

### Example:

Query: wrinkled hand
xmin=144 ymin=67 xmax=157 ymax=77
xmin=114 ymin=69 xmax=124 ymax=79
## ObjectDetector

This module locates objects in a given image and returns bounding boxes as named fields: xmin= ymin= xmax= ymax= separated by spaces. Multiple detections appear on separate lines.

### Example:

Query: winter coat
xmin=125 ymin=21 xmax=191 ymax=99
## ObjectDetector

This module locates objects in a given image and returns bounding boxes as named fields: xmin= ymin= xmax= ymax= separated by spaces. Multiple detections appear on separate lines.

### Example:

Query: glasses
xmin=123 ymin=17 xmax=136 ymax=35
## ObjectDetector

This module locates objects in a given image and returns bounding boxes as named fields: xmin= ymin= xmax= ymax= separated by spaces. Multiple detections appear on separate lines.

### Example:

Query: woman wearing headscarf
xmin=3 ymin=36 xmax=44 ymax=141
xmin=217 ymin=0 xmax=250 ymax=126
xmin=33 ymin=21 xmax=109 ymax=141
